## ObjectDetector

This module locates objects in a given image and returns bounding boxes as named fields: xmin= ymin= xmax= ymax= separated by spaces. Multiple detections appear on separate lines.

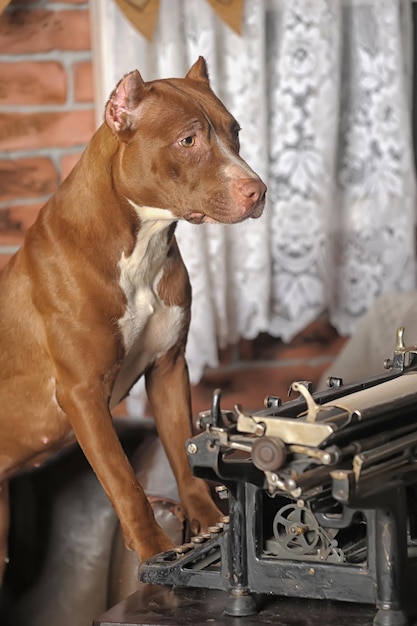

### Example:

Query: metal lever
xmin=290 ymin=381 xmax=320 ymax=423
xmin=384 ymin=327 xmax=417 ymax=371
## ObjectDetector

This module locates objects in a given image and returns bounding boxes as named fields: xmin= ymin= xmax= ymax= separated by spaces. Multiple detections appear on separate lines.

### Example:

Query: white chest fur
xmin=113 ymin=204 xmax=184 ymax=405
xmin=118 ymin=219 xmax=166 ymax=351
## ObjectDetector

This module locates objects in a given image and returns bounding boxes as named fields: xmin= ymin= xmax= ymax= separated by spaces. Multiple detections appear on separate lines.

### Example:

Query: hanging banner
xmin=114 ymin=0 xmax=161 ymax=41
xmin=0 ymin=0 xmax=11 ymax=14
xmin=206 ymin=0 xmax=244 ymax=36
xmin=115 ymin=0 xmax=244 ymax=41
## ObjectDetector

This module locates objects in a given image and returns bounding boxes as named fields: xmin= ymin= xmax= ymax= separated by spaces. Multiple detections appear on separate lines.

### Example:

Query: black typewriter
xmin=141 ymin=327 xmax=417 ymax=626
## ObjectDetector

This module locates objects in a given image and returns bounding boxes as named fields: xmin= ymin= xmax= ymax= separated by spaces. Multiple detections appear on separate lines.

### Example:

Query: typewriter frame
xmin=141 ymin=328 xmax=417 ymax=626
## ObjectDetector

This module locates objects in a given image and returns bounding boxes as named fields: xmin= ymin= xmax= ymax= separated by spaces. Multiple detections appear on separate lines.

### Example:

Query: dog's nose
xmin=236 ymin=178 xmax=267 ymax=205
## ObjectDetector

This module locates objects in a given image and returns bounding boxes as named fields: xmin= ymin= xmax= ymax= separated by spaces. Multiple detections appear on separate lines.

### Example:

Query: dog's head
xmin=105 ymin=57 xmax=266 ymax=225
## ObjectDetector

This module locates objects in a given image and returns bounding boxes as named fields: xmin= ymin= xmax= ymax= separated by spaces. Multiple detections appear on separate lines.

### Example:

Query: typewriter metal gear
xmin=265 ymin=500 xmax=343 ymax=563
xmin=141 ymin=327 xmax=417 ymax=626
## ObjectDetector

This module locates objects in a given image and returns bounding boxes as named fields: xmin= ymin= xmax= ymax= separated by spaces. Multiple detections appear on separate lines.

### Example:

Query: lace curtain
xmin=92 ymin=0 xmax=416 ymax=403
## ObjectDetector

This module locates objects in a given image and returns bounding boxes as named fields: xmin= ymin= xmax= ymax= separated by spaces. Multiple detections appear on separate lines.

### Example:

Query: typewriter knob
xmin=252 ymin=436 xmax=287 ymax=472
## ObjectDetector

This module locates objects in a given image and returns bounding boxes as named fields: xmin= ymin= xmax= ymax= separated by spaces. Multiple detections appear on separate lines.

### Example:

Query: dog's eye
xmin=179 ymin=136 xmax=195 ymax=148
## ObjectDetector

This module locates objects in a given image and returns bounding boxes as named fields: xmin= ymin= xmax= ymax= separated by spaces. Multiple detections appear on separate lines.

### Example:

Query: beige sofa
xmin=0 ymin=421 xmax=185 ymax=626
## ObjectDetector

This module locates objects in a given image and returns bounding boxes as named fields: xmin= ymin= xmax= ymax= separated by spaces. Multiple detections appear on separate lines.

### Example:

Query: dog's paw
xmin=180 ymin=477 xmax=225 ymax=536
xmin=187 ymin=498 xmax=224 ymax=536
xmin=140 ymin=532 xmax=175 ymax=561
xmin=124 ymin=524 xmax=175 ymax=562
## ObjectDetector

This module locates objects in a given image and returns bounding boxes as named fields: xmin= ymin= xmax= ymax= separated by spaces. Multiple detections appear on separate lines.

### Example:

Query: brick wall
xmin=0 ymin=0 xmax=95 ymax=269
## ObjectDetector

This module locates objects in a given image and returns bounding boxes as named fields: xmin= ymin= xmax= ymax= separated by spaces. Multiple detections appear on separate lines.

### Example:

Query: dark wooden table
xmin=93 ymin=584 xmax=408 ymax=626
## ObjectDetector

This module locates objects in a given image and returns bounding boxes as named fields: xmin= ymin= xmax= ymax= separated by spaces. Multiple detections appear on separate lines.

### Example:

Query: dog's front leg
xmin=145 ymin=348 xmax=222 ymax=535
xmin=56 ymin=386 xmax=174 ymax=561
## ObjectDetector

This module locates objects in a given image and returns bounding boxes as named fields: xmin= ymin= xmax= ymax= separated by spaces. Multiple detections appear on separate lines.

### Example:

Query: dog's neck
xmin=120 ymin=199 xmax=177 ymax=291
xmin=38 ymin=126 xmax=179 ymax=265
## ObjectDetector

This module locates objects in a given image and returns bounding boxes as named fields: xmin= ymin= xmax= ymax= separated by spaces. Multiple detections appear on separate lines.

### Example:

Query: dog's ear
xmin=105 ymin=70 xmax=146 ymax=135
xmin=185 ymin=57 xmax=210 ymax=84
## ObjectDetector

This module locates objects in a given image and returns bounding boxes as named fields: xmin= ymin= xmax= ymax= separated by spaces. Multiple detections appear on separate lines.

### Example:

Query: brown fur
xmin=0 ymin=57 xmax=266 ymax=583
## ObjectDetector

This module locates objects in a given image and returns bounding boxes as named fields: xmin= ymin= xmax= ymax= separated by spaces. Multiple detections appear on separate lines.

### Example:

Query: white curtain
xmin=92 ymin=0 xmax=416 ymax=408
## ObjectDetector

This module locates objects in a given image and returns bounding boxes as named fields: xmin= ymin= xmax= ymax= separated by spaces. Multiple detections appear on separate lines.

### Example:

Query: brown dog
xmin=0 ymin=57 xmax=266 ymax=582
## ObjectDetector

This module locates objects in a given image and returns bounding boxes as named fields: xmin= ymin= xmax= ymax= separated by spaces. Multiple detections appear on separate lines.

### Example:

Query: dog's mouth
xmin=183 ymin=200 xmax=264 ymax=225
xmin=184 ymin=212 xmax=206 ymax=224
